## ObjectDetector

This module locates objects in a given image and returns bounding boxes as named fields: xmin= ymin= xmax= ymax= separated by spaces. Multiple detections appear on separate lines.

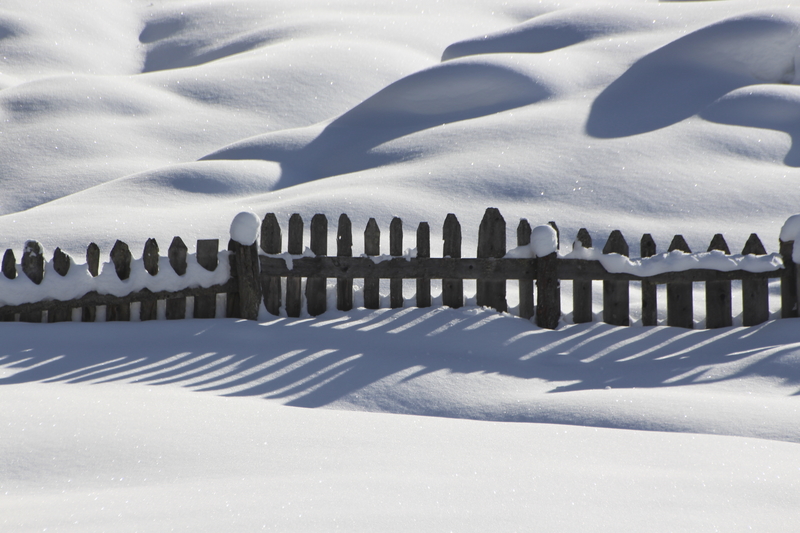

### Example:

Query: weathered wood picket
xmin=1 ymin=208 xmax=798 ymax=330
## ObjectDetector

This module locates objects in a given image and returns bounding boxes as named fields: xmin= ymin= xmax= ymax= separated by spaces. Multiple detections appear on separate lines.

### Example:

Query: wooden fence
xmin=2 ymin=208 xmax=798 ymax=329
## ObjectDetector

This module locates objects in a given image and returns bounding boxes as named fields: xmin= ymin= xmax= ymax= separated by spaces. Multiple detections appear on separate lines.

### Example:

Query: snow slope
xmin=2 ymin=0 xmax=800 ymax=530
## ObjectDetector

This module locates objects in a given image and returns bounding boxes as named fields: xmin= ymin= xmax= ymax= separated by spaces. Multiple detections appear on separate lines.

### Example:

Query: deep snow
xmin=2 ymin=0 xmax=800 ymax=530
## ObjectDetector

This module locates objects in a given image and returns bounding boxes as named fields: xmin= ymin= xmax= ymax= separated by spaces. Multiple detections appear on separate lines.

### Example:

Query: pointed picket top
xmin=311 ymin=214 xmax=328 ymax=256
xmin=575 ymin=228 xmax=592 ymax=250
xmin=603 ymin=230 xmax=629 ymax=256
xmin=443 ymin=213 xmax=462 ymax=258
xmin=288 ymin=213 xmax=304 ymax=255
xmin=390 ymin=217 xmax=403 ymax=256
xmin=517 ymin=219 xmax=532 ymax=246
xmin=53 ymin=247 xmax=71 ymax=277
xmin=143 ymin=238 xmax=159 ymax=276
xmin=478 ymin=208 xmax=505 ymax=258
xmin=707 ymin=233 xmax=731 ymax=254
xmin=110 ymin=240 xmax=132 ymax=281
xmin=86 ymin=243 xmax=100 ymax=277
xmin=22 ymin=240 xmax=45 ymax=285
xmin=742 ymin=233 xmax=767 ymax=255
xmin=365 ymin=218 xmax=380 ymax=256
xmin=668 ymin=235 xmax=691 ymax=254
xmin=168 ymin=236 xmax=187 ymax=276
xmin=640 ymin=234 xmax=656 ymax=258
xmin=261 ymin=213 xmax=282 ymax=254
xmin=337 ymin=214 xmax=353 ymax=257
xmin=548 ymin=221 xmax=560 ymax=249
xmin=2 ymin=249 xmax=16 ymax=279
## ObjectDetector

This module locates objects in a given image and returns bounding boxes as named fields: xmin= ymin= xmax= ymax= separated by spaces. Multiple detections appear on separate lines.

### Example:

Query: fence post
xmin=779 ymin=238 xmax=798 ymax=318
xmin=1 ymin=249 xmax=14 ymax=321
xmin=107 ymin=240 xmax=132 ymax=321
xmin=390 ymin=217 xmax=404 ymax=308
xmin=337 ymin=214 xmax=353 ymax=311
xmin=603 ymin=230 xmax=629 ymax=326
xmin=364 ymin=218 xmax=380 ymax=309
xmin=742 ymin=234 xmax=769 ymax=326
xmin=706 ymin=234 xmax=732 ymax=328
xmin=572 ymin=228 xmax=592 ymax=324
xmin=517 ymin=219 xmax=534 ymax=320
xmin=416 ymin=222 xmax=431 ymax=308
xmin=286 ymin=214 xmax=304 ymax=317
xmin=166 ymin=237 xmax=188 ymax=320
xmin=640 ymin=234 xmax=657 ymax=326
xmin=667 ymin=235 xmax=693 ymax=328
xmin=261 ymin=213 xmax=282 ymax=316
xmin=477 ymin=208 xmax=507 ymax=312
xmin=536 ymin=223 xmax=560 ymax=330
xmin=195 ymin=239 xmax=219 ymax=319
xmin=140 ymin=238 xmax=159 ymax=321
xmin=234 ymin=242 xmax=261 ymax=321
xmin=306 ymin=214 xmax=328 ymax=316
xmin=227 ymin=238 xmax=240 ymax=318
xmin=82 ymin=243 xmax=100 ymax=322
xmin=47 ymin=248 xmax=72 ymax=323
xmin=442 ymin=214 xmax=463 ymax=309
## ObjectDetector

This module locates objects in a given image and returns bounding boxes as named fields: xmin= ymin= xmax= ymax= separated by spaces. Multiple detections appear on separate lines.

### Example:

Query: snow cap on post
xmin=780 ymin=214 xmax=800 ymax=262
xmin=530 ymin=224 xmax=558 ymax=257
xmin=230 ymin=211 xmax=261 ymax=246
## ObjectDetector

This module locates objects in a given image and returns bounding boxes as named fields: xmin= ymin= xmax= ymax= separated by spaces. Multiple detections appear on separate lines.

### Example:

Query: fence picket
xmin=390 ymin=217 xmax=403 ymax=308
xmin=306 ymin=214 xmax=328 ymax=316
xmin=107 ymin=240 xmax=132 ymax=321
xmin=261 ymin=213 xmax=282 ymax=316
xmin=166 ymin=237 xmax=187 ymax=320
xmin=195 ymin=239 xmax=219 ymax=319
xmin=337 ymin=214 xmax=353 ymax=311
xmin=536 ymin=249 xmax=560 ymax=330
xmin=82 ymin=243 xmax=100 ymax=322
xmin=286 ymin=214 xmax=304 ymax=318
xmin=572 ymin=228 xmax=592 ymax=324
xmin=140 ymin=238 xmax=159 ymax=321
xmin=416 ymin=222 xmax=431 ymax=308
xmin=1 ymin=249 xmax=14 ymax=321
xmin=442 ymin=214 xmax=463 ymax=309
xmin=742 ymin=233 xmax=769 ymax=326
xmin=706 ymin=234 xmax=732 ymax=329
xmin=476 ymin=208 xmax=507 ymax=312
xmin=364 ymin=218 xmax=380 ymax=309
xmin=48 ymin=248 xmax=72 ymax=323
xmin=517 ymin=219 xmax=534 ymax=320
xmin=779 ymin=238 xmax=798 ymax=318
xmin=640 ymin=234 xmax=657 ymax=326
xmin=603 ymin=230 xmax=629 ymax=326
xmin=667 ymin=235 xmax=693 ymax=328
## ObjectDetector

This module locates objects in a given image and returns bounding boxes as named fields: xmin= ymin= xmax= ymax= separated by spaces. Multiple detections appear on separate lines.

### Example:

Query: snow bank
xmin=563 ymin=246 xmax=782 ymax=276
xmin=0 ymin=252 xmax=230 ymax=306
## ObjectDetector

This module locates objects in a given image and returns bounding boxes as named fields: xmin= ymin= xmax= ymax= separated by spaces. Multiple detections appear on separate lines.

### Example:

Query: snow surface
xmin=2 ymin=0 xmax=800 ymax=530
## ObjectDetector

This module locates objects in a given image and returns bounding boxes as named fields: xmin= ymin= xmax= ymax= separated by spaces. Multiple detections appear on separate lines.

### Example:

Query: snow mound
xmin=587 ymin=10 xmax=800 ymax=138
xmin=700 ymin=84 xmax=800 ymax=166
xmin=442 ymin=7 xmax=653 ymax=61
xmin=328 ymin=58 xmax=552 ymax=126
xmin=205 ymin=58 xmax=552 ymax=186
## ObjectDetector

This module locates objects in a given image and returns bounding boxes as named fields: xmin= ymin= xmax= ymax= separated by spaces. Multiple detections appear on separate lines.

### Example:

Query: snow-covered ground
xmin=2 ymin=0 xmax=800 ymax=530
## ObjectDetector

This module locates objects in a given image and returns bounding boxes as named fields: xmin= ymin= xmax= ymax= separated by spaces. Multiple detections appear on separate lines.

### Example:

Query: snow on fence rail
xmin=2 ymin=208 xmax=799 ymax=330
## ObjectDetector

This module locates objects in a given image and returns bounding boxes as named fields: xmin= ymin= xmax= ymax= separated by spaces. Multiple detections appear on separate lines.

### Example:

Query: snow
xmin=506 ymin=224 xmax=559 ymax=258
xmin=2 ymin=0 xmax=800 ymax=530
xmin=229 ymin=211 xmax=261 ymax=246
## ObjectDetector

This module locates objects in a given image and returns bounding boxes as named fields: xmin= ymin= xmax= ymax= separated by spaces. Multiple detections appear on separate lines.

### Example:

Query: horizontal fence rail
xmin=2 ymin=208 xmax=799 ymax=330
